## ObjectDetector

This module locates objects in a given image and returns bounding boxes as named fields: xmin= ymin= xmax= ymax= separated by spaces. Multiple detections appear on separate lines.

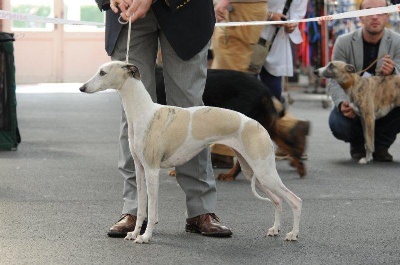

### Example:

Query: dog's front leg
xmin=359 ymin=110 xmax=375 ymax=164
xmin=133 ymin=168 xmax=160 ymax=244
xmin=125 ymin=155 xmax=148 ymax=242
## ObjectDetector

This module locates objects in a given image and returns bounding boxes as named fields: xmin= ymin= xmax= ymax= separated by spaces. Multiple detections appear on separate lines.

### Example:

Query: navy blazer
xmin=95 ymin=0 xmax=215 ymax=61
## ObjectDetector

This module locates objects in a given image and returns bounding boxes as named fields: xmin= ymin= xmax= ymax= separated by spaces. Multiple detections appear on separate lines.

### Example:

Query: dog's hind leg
xmin=233 ymin=151 xmax=252 ymax=179
xmin=238 ymin=151 xmax=301 ymax=240
xmin=234 ymin=152 xmax=266 ymax=199
xmin=254 ymin=167 xmax=302 ymax=241
xmin=281 ymin=188 xmax=302 ymax=241
xmin=270 ymin=184 xmax=301 ymax=240
xmin=255 ymin=183 xmax=283 ymax=236
xmin=234 ymin=152 xmax=283 ymax=236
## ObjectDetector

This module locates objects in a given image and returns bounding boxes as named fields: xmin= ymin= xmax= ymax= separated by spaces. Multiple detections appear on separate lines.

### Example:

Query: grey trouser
xmin=110 ymin=9 xmax=216 ymax=218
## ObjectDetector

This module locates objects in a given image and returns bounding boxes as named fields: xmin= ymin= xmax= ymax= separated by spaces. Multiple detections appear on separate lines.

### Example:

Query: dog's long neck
xmin=118 ymin=77 xmax=156 ymax=123
xmin=339 ymin=74 xmax=355 ymax=90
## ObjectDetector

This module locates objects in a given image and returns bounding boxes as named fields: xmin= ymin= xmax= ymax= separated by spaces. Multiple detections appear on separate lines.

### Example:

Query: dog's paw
xmin=284 ymin=231 xmax=298 ymax=241
xmin=358 ymin=157 xmax=368 ymax=164
xmin=124 ymin=231 xmax=138 ymax=241
xmin=134 ymin=234 xmax=151 ymax=244
xmin=267 ymin=226 xmax=280 ymax=236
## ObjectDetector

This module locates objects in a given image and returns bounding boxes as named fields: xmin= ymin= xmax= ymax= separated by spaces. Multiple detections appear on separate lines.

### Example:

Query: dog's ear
xmin=345 ymin=64 xmax=356 ymax=73
xmin=123 ymin=64 xmax=141 ymax=80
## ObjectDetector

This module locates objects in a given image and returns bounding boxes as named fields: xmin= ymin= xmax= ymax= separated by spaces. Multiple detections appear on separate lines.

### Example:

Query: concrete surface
xmin=1 ymin=85 xmax=400 ymax=265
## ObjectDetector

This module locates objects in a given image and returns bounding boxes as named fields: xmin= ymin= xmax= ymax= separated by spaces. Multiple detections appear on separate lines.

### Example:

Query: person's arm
xmin=379 ymin=54 xmax=397 ymax=76
xmin=392 ymin=38 xmax=400 ymax=75
xmin=329 ymin=34 xmax=351 ymax=109
xmin=117 ymin=0 xmax=152 ymax=22
xmin=283 ymin=0 xmax=308 ymax=35
xmin=380 ymin=30 xmax=400 ymax=76
xmin=110 ymin=0 xmax=133 ymax=17
xmin=214 ymin=0 xmax=230 ymax=22
xmin=288 ymin=0 xmax=308 ymax=20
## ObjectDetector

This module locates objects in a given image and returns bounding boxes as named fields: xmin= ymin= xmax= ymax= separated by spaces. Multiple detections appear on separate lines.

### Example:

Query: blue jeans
xmin=328 ymin=106 xmax=400 ymax=148
xmin=259 ymin=66 xmax=282 ymax=101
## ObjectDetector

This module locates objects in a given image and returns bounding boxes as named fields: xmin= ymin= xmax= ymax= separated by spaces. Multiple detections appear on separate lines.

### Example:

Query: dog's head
xmin=314 ymin=61 xmax=356 ymax=79
xmin=79 ymin=61 xmax=141 ymax=94
xmin=314 ymin=61 xmax=357 ymax=90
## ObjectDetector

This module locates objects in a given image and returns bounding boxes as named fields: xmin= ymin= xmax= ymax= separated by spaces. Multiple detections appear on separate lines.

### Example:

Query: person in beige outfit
xmin=212 ymin=0 xmax=268 ymax=72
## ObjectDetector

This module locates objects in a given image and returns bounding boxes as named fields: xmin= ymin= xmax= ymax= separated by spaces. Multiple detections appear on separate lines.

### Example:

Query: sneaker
xmin=373 ymin=146 xmax=393 ymax=162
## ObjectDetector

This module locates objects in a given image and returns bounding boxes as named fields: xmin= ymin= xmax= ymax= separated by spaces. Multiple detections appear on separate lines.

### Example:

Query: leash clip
xmin=118 ymin=15 xmax=129 ymax=25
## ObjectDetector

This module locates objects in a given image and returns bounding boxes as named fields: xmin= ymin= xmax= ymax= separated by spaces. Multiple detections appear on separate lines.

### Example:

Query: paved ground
xmin=1 ymin=85 xmax=400 ymax=265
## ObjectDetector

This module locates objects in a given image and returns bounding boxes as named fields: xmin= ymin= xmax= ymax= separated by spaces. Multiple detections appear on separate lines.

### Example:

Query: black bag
xmin=0 ymin=32 xmax=20 ymax=151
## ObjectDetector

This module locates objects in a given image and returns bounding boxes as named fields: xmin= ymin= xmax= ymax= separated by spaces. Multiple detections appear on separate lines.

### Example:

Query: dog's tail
xmin=251 ymin=175 xmax=272 ymax=202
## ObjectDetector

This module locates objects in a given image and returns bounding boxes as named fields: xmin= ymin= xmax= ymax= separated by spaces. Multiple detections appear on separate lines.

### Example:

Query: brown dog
xmin=315 ymin=60 xmax=400 ymax=163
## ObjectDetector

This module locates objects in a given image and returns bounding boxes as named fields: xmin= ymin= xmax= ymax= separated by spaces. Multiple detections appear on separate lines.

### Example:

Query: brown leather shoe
xmin=107 ymin=214 xmax=147 ymax=238
xmin=185 ymin=213 xmax=232 ymax=237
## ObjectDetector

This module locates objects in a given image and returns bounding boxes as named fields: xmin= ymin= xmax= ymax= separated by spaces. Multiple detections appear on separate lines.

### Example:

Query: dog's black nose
xmin=79 ymin=86 xmax=86 ymax=92
xmin=313 ymin=70 xmax=318 ymax=76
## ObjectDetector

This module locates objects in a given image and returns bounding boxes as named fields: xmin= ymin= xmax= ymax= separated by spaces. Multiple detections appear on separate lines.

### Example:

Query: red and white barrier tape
xmin=1 ymin=4 xmax=399 ymax=27
xmin=216 ymin=4 xmax=400 ymax=27
xmin=0 ymin=10 xmax=104 ymax=26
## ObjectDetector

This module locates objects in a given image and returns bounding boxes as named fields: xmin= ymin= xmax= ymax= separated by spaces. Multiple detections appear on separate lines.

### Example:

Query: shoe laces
xmin=117 ymin=213 xmax=132 ymax=222
xmin=201 ymin=213 xmax=219 ymax=222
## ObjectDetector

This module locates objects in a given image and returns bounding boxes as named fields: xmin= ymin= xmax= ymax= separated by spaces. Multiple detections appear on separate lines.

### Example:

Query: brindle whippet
xmin=315 ymin=61 xmax=400 ymax=164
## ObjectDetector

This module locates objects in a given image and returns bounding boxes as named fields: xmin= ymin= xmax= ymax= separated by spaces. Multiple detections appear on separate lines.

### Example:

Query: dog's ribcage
xmin=137 ymin=105 xmax=273 ymax=169
xmin=349 ymin=76 xmax=400 ymax=119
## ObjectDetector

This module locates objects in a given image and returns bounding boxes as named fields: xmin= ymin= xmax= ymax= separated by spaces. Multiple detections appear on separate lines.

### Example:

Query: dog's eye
xmin=99 ymin=70 xmax=106 ymax=76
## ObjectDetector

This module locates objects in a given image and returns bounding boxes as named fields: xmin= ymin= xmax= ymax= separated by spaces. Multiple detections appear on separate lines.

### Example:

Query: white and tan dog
xmin=315 ymin=61 xmax=400 ymax=164
xmin=80 ymin=61 xmax=302 ymax=244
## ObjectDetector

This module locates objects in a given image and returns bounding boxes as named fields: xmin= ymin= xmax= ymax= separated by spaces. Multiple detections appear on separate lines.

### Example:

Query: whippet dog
xmin=315 ymin=61 xmax=400 ymax=164
xmin=80 ymin=61 xmax=302 ymax=244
